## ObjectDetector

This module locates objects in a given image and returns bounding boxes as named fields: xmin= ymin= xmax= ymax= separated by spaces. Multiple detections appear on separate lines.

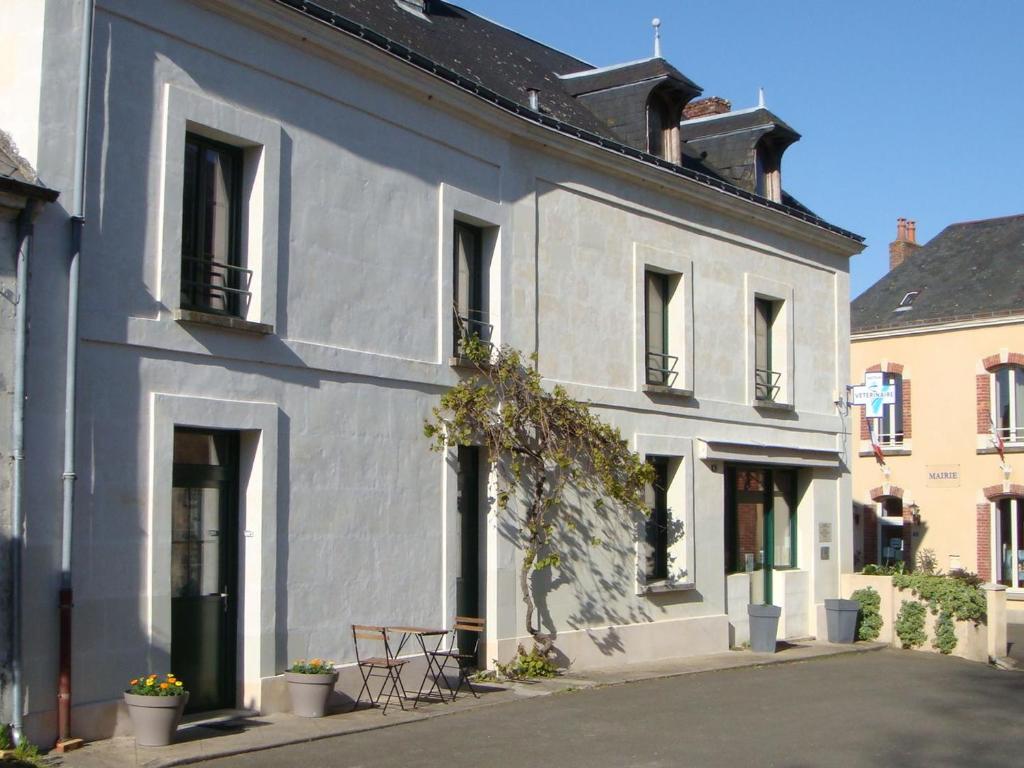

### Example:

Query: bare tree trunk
xmin=520 ymin=477 xmax=554 ymax=656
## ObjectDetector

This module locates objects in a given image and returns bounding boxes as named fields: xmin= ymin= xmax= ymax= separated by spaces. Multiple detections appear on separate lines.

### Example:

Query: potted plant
xmin=124 ymin=673 xmax=188 ymax=747
xmin=285 ymin=658 xmax=338 ymax=717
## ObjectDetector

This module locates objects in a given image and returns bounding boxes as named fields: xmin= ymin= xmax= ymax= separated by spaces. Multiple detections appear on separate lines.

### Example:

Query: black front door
xmin=171 ymin=429 xmax=239 ymax=713
xmin=456 ymin=446 xmax=484 ymax=661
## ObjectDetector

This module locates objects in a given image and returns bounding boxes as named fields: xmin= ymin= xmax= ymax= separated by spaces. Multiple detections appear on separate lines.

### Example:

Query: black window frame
xmin=644 ymin=269 xmax=671 ymax=385
xmin=181 ymin=132 xmax=245 ymax=317
xmin=754 ymin=297 xmax=780 ymax=402
xmin=452 ymin=220 xmax=489 ymax=354
xmin=644 ymin=456 xmax=670 ymax=582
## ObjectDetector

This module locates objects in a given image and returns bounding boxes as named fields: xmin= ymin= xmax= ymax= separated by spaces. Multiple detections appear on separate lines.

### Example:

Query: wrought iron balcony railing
xmin=754 ymin=367 xmax=781 ymax=402
xmin=646 ymin=351 xmax=679 ymax=387
xmin=181 ymin=255 xmax=253 ymax=316
xmin=454 ymin=308 xmax=493 ymax=354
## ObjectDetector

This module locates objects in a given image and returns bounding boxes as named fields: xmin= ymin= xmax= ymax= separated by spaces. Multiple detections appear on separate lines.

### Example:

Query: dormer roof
xmin=271 ymin=0 xmax=862 ymax=243
xmin=680 ymin=106 xmax=800 ymax=194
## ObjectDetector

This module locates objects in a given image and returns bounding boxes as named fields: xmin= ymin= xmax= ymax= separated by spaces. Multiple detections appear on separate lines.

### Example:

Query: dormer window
xmin=647 ymin=90 xmax=680 ymax=164
xmin=754 ymin=141 xmax=781 ymax=203
xmin=894 ymin=291 xmax=919 ymax=311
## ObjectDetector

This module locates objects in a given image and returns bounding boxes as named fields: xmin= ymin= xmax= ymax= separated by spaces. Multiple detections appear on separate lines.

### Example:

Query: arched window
xmin=995 ymin=497 xmax=1023 ymax=588
xmin=993 ymin=364 xmax=1024 ymax=442
xmin=879 ymin=372 xmax=903 ymax=445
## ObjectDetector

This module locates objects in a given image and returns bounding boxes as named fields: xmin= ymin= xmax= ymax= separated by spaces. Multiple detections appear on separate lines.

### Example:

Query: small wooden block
xmin=54 ymin=738 xmax=85 ymax=753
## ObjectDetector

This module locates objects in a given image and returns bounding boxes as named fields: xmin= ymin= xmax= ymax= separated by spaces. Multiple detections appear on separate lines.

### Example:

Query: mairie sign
xmin=850 ymin=379 xmax=896 ymax=419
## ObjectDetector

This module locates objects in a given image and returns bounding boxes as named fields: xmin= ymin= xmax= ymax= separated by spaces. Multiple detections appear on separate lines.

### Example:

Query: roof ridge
xmin=945 ymin=212 xmax=1024 ymax=228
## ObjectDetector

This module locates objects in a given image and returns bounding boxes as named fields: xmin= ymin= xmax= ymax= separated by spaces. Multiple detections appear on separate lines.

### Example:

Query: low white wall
xmin=840 ymin=574 xmax=1004 ymax=662
xmin=726 ymin=573 xmax=751 ymax=647
xmin=774 ymin=570 xmax=810 ymax=639
xmin=497 ymin=614 xmax=729 ymax=671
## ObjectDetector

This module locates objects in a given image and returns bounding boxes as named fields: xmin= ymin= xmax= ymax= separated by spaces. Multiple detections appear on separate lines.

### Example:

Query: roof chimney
xmin=889 ymin=217 xmax=920 ymax=270
xmin=683 ymin=96 xmax=732 ymax=120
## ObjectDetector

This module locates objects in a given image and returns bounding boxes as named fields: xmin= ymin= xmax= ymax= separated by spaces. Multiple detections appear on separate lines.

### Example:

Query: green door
xmin=171 ymin=429 xmax=239 ymax=713
xmin=726 ymin=467 xmax=797 ymax=606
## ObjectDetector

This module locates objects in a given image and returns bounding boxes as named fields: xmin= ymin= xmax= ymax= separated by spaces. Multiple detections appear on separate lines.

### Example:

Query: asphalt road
xmin=200 ymin=650 xmax=1022 ymax=768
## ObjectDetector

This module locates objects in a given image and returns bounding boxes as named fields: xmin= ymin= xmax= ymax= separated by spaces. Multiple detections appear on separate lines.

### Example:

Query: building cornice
xmin=187 ymin=0 xmax=863 ymax=256
xmin=852 ymin=312 xmax=1024 ymax=341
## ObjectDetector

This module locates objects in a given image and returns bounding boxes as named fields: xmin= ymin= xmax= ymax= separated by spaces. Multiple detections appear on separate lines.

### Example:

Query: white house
xmin=1 ymin=0 xmax=863 ymax=746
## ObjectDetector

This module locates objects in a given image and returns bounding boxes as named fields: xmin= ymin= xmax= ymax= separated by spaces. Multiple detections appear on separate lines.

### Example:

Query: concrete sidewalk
xmin=59 ymin=640 xmax=887 ymax=768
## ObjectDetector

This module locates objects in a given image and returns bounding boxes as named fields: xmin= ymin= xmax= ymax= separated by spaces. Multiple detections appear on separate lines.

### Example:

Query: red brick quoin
xmin=977 ymin=503 xmax=991 ymax=582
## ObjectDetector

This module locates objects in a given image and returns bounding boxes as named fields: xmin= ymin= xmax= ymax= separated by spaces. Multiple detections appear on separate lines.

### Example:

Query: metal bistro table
xmin=386 ymin=626 xmax=451 ymax=706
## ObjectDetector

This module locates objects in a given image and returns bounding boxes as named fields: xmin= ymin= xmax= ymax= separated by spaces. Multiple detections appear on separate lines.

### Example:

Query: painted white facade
xmin=1 ymin=0 xmax=862 ymax=744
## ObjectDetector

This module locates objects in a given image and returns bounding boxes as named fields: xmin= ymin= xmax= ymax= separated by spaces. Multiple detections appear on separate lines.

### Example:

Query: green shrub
xmin=862 ymin=562 xmax=905 ymax=576
xmin=892 ymin=572 xmax=986 ymax=624
xmin=495 ymin=644 xmax=558 ymax=680
xmin=947 ymin=568 xmax=983 ymax=588
xmin=850 ymin=587 xmax=882 ymax=641
xmin=932 ymin=611 xmax=957 ymax=654
xmin=895 ymin=600 xmax=927 ymax=649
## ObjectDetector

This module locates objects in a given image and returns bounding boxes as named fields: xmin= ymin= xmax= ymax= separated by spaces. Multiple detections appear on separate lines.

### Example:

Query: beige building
xmin=850 ymin=215 xmax=1024 ymax=596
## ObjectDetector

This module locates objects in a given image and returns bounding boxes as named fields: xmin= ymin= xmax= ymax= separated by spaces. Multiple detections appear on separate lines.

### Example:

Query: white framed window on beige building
xmin=159 ymin=83 xmax=281 ymax=333
xmin=633 ymin=244 xmax=693 ymax=396
xmin=993 ymin=364 xmax=1024 ymax=444
xmin=744 ymin=273 xmax=794 ymax=408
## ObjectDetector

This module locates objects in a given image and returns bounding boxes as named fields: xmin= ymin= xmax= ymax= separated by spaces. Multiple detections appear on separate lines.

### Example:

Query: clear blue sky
xmin=459 ymin=0 xmax=1024 ymax=298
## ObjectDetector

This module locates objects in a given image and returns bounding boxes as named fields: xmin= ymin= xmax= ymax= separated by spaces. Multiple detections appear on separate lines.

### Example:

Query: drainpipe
xmin=55 ymin=0 xmax=95 ymax=752
xmin=10 ymin=200 xmax=36 ymax=747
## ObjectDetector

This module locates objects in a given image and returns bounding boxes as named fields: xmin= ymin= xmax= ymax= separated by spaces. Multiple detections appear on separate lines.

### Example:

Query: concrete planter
xmin=824 ymin=598 xmax=860 ymax=643
xmin=285 ymin=671 xmax=339 ymax=717
xmin=124 ymin=692 xmax=188 ymax=747
xmin=747 ymin=604 xmax=781 ymax=653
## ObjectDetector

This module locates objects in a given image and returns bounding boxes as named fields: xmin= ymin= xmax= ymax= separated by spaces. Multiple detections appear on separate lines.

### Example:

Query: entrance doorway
xmin=456 ymin=446 xmax=486 ymax=663
xmin=171 ymin=429 xmax=239 ymax=713
xmin=725 ymin=466 xmax=797 ymax=605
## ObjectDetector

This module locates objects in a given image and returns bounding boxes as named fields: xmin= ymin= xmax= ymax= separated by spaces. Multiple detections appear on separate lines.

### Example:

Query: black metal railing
xmin=646 ymin=351 xmax=679 ymax=387
xmin=181 ymin=255 xmax=253 ymax=316
xmin=453 ymin=309 xmax=493 ymax=354
xmin=754 ymin=367 xmax=781 ymax=402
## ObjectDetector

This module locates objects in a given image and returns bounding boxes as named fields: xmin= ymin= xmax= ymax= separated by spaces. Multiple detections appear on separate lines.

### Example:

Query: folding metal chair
xmin=352 ymin=625 xmax=409 ymax=713
xmin=426 ymin=616 xmax=485 ymax=700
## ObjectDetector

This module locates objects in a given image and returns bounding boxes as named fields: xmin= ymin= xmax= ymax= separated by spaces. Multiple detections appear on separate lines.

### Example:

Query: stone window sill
xmin=977 ymin=444 xmax=1024 ymax=455
xmin=642 ymin=384 xmax=694 ymax=399
xmin=638 ymin=580 xmax=695 ymax=596
xmin=753 ymin=399 xmax=795 ymax=412
xmin=859 ymin=447 xmax=912 ymax=458
xmin=174 ymin=309 xmax=274 ymax=335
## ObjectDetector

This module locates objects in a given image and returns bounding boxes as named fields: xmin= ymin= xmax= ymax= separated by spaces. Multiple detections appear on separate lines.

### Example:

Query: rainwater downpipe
xmin=56 ymin=0 xmax=95 ymax=749
xmin=11 ymin=200 xmax=37 ymax=747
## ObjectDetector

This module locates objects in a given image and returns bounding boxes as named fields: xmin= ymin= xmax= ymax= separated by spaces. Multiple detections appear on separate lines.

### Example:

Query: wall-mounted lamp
xmin=909 ymin=503 xmax=921 ymax=525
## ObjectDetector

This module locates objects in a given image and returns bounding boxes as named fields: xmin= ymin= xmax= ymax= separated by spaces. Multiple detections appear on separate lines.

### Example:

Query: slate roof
xmin=851 ymin=214 xmax=1024 ymax=333
xmin=271 ymin=0 xmax=861 ymax=242
xmin=0 ymin=129 xmax=58 ymax=202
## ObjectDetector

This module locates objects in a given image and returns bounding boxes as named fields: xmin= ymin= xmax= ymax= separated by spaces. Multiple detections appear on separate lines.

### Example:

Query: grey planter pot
xmin=285 ymin=671 xmax=339 ymax=717
xmin=124 ymin=692 xmax=188 ymax=747
xmin=748 ymin=604 xmax=781 ymax=653
xmin=824 ymin=598 xmax=860 ymax=644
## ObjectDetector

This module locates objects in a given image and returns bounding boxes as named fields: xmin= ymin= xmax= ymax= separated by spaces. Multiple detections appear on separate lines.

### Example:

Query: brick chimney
xmin=683 ymin=96 xmax=731 ymax=120
xmin=889 ymin=217 xmax=919 ymax=270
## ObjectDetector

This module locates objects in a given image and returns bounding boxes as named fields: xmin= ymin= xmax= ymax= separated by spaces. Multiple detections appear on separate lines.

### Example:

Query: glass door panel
xmin=171 ymin=429 xmax=238 ymax=714
xmin=735 ymin=469 xmax=768 ymax=604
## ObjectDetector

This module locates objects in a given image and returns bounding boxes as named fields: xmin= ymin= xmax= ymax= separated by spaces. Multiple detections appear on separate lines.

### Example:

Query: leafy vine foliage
xmin=895 ymin=600 xmax=927 ymax=649
xmin=850 ymin=587 xmax=882 ymax=641
xmin=424 ymin=334 xmax=654 ymax=658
